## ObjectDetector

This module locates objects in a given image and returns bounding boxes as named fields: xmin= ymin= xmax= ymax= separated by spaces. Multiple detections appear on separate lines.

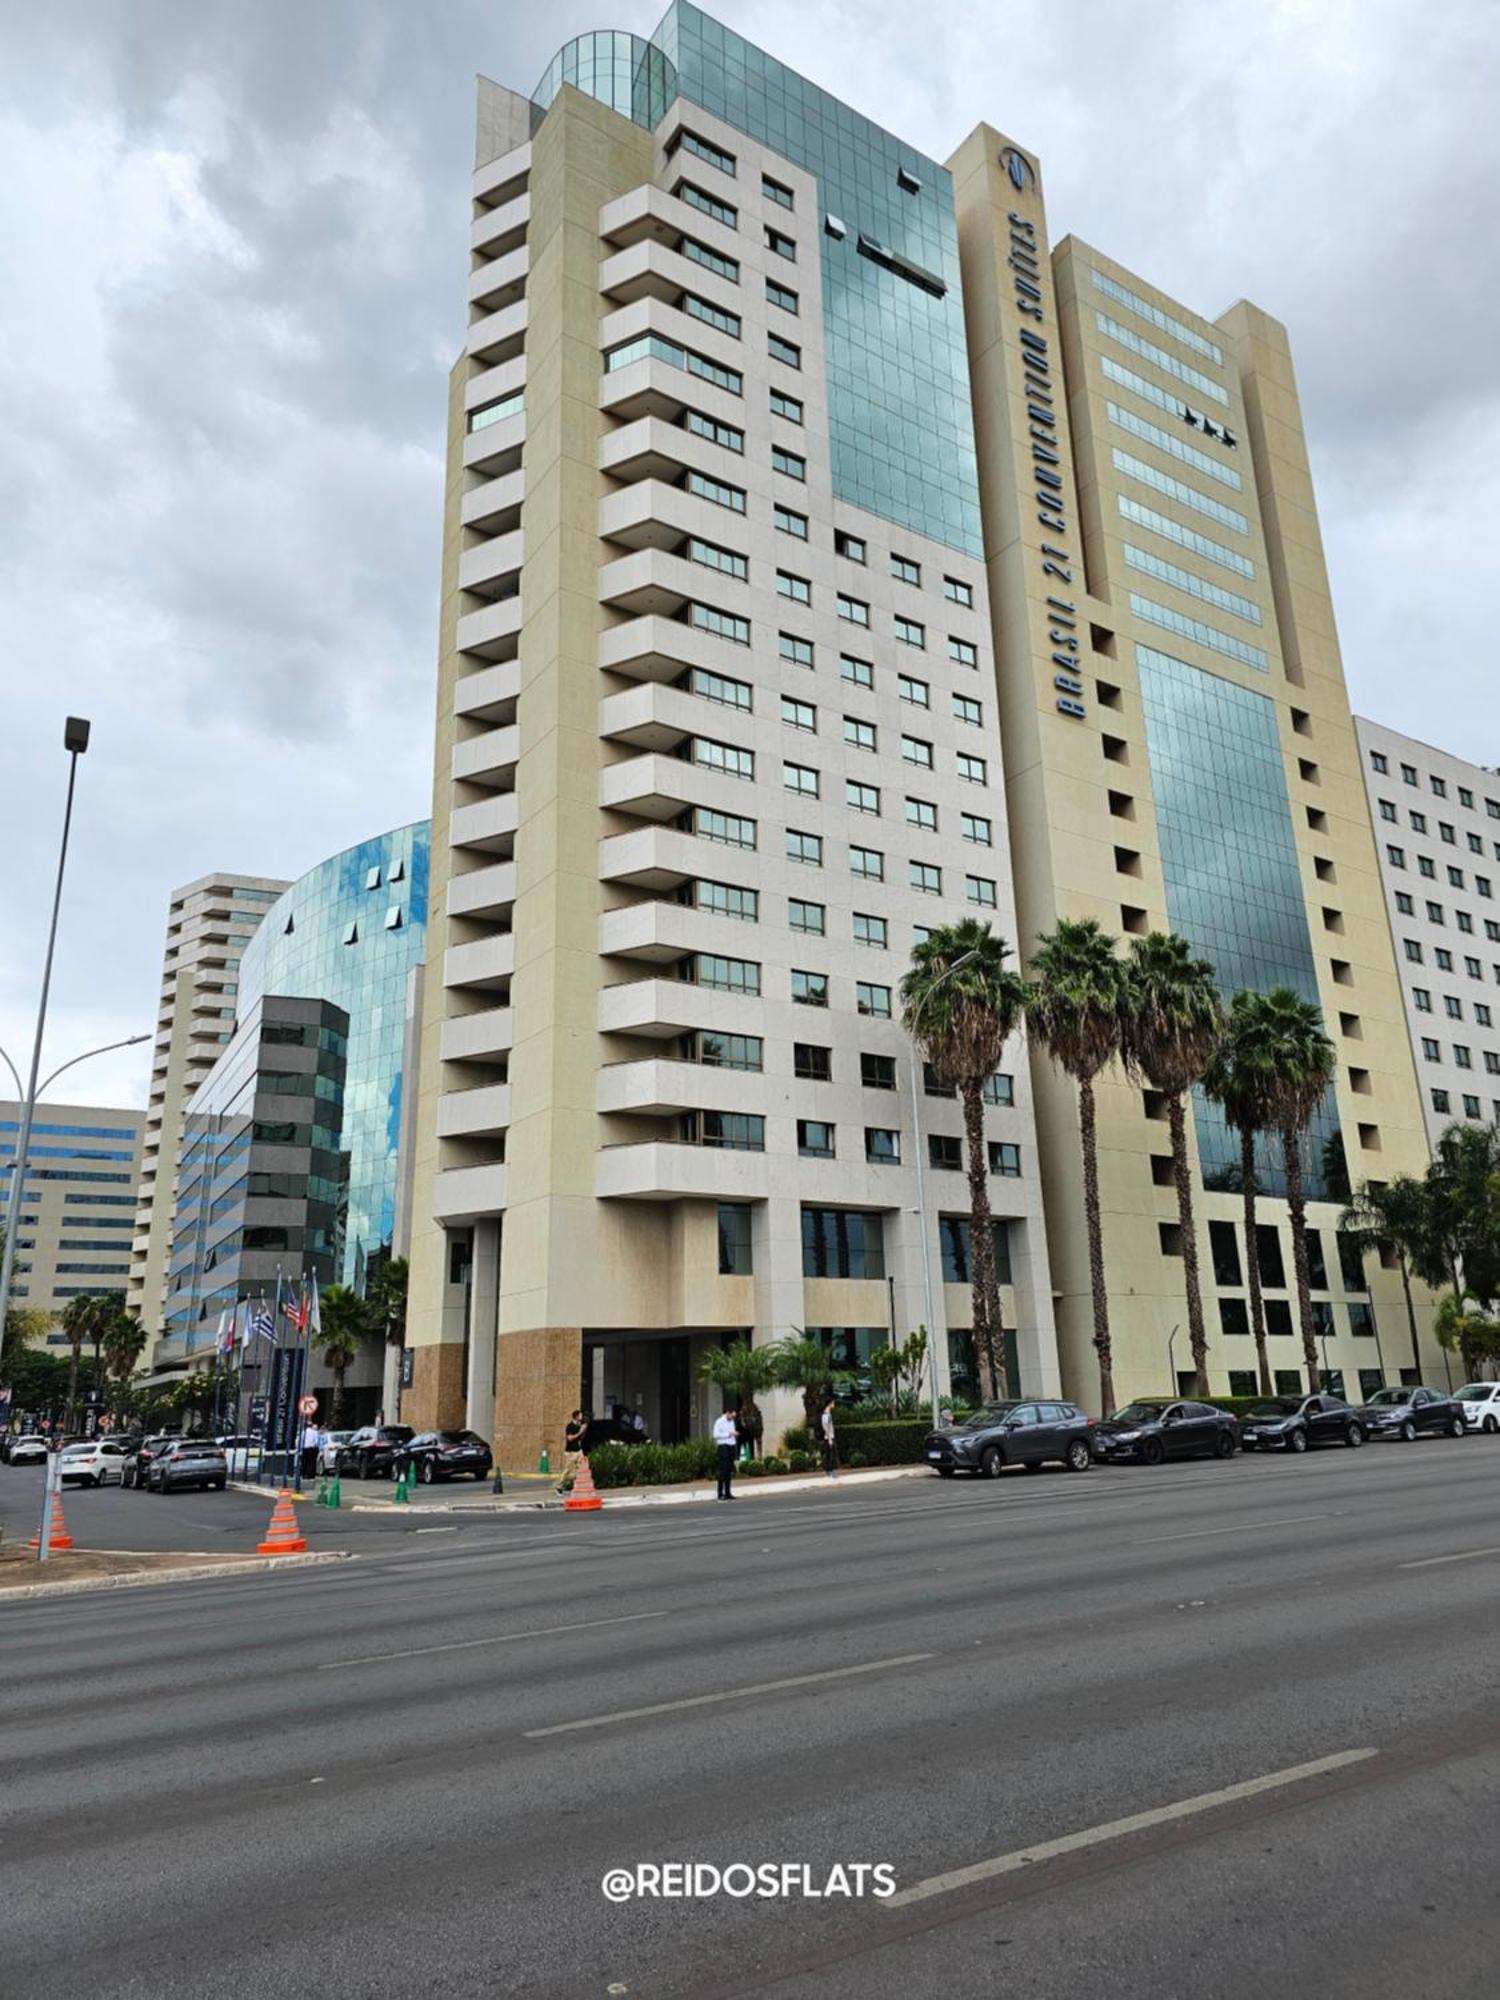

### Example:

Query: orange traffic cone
xmin=257 ymin=1487 xmax=309 ymax=1556
xmin=563 ymin=1455 xmax=603 ymax=1513
xmin=29 ymin=1490 xmax=73 ymax=1552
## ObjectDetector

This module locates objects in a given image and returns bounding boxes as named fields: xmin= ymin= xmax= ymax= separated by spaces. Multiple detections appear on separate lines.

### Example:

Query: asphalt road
xmin=3 ymin=1442 xmax=1499 ymax=1999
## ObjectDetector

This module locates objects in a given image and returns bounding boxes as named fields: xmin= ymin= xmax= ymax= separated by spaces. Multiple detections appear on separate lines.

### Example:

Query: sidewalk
xmin=347 ymin=1463 xmax=930 ymax=1515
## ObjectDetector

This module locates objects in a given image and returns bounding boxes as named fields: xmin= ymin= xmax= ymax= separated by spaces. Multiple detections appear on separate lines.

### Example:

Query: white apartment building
xmin=1356 ymin=717 xmax=1500 ymax=1148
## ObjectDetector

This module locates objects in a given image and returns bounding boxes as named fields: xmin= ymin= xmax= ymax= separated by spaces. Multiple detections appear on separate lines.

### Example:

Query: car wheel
xmin=936 ymin=1465 xmax=955 ymax=1478
xmin=1484 ymin=1415 xmax=1498 ymax=1435
xmin=1141 ymin=1437 xmax=1166 ymax=1467
xmin=1345 ymin=1423 xmax=1365 ymax=1448
xmin=1396 ymin=1419 xmax=1416 ymax=1442
xmin=1215 ymin=1431 xmax=1237 ymax=1459
xmin=1448 ymin=1416 xmax=1466 ymax=1439
xmin=979 ymin=1444 xmax=1005 ymax=1479
xmin=1064 ymin=1439 xmax=1092 ymax=1473
xmin=419 ymin=1458 xmax=435 ymax=1484
xmin=1288 ymin=1429 xmax=1308 ymax=1454
xmin=357 ymin=1454 xmax=371 ymax=1480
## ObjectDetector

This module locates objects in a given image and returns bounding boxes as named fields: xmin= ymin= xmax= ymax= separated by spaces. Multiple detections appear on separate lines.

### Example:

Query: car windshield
xmin=436 ymin=1431 xmax=483 ymax=1445
xmin=1364 ymin=1389 xmax=1411 ymax=1406
xmin=1110 ymin=1403 xmax=1166 ymax=1423
xmin=959 ymin=1404 xmax=1018 ymax=1428
xmin=60 ymin=1445 xmax=94 ymax=1457
xmin=1457 ymin=1386 xmax=1494 ymax=1401
xmin=1248 ymin=1400 xmax=1301 ymax=1418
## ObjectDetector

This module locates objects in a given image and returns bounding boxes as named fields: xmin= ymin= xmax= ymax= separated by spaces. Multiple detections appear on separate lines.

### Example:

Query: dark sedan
xmin=1094 ymin=1400 xmax=1239 ymax=1465
xmin=392 ymin=1430 xmax=493 ymax=1484
xmin=147 ymin=1438 xmax=228 ymax=1493
xmin=1238 ymin=1394 xmax=1366 ymax=1454
xmin=1354 ymin=1385 xmax=1467 ymax=1443
xmin=338 ymin=1424 xmax=415 ymax=1479
xmin=924 ymin=1400 xmax=1095 ymax=1478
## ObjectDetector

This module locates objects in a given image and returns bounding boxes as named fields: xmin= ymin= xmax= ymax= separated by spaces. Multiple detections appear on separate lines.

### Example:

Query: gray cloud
xmin=1 ymin=0 xmax=1496 ymax=1109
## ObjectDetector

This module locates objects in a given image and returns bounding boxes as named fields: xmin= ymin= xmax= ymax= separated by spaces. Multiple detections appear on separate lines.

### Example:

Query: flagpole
xmin=270 ymin=1267 xmax=285 ymax=1488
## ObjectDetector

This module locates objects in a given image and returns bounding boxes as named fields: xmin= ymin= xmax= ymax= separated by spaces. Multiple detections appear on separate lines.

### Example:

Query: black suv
xmin=1354 ymin=1385 xmax=1467 ymax=1443
xmin=924 ymin=1400 xmax=1094 ymax=1478
xmin=1238 ymin=1394 xmax=1366 ymax=1454
xmin=392 ymin=1430 xmax=494 ymax=1484
xmin=339 ymin=1424 xmax=415 ymax=1479
xmin=1094 ymin=1400 xmax=1239 ymax=1465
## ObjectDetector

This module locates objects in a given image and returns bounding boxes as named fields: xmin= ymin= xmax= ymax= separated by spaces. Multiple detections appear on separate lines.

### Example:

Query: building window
xmin=1369 ymin=749 xmax=1388 ymax=772
xmin=898 ymin=675 xmax=930 ymax=708
xmin=835 ymin=531 xmax=866 ymax=564
xmin=783 ymin=761 xmax=819 ymax=797
xmin=956 ymin=753 xmax=988 ymax=785
xmin=906 ymin=797 xmax=937 ymax=832
xmin=901 ymin=735 xmax=934 ymax=769
xmin=768 ymin=332 xmax=801 ymax=369
xmin=690 ymin=880 xmax=758 ymax=922
xmin=965 ymin=875 xmax=997 ymax=909
xmin=718 ymin=1203 xmax=753 ymax=1274
xmin=776 ymin=569 xmax=810 ymax=604
xmin=1413 ymin=988 xmax=1432 ymax=1012
xmin=1421 ymin=1038 xmax=1441 ymax=1062
xmin=801 ymin=1207 xmax=884 ymax=1279
xmin=846 ymin=780 xmax=880 ymax=815
xmin=865 ymin=1128 xmax=901 ymax=1166
xmin=785 ymin=829 xmax=822 ymax=866
xmin=953 ymin=694 xmax=982 ymax=727
xmin=860 ymin=1053 xmax=896 ymax=1091
xmin=856 ymin=982 xmax=892 ymax=1018
xmin=794 ymin=1045 xmax=832 ymax=1085
xmin=894 ymin=616 xmax=926 ymax=649
xmin=774 ymin=504 xmax=809 ymax=540
xmin=929 ymin=1134 xmax=962 ymax=1172
xmin=788 ymin=898 xmax=825 ymax=936
xmin=798 ymin=1119 xmax=835 ymax=1159
xmin=844 ymin=715 xmax=877 ymax=752
xmin=769 ymin=390 xmax=803 ymax=425
xmin=891 ymin=554 xmax=921 ymax=586
xmin=791 ymin=969 xmax=829 ymax=1008
xmin=691 ymin=954 xmax=761 ymax=995
xmin=780 ymin=693 xmax=815 ymax=731
xmin=762 ymin=173 xmax=794 ymax=209
xmin=681 ymin=237 xmax=740 ymax=283
xmin=939 ymin=1215 xmax=1012 ymax=1285
xmin=672 ymin=129 xmax=737 ymax=176
xmin=688 ymin=602 xmax=751 ymax=645
xmin=682 ymin=292 xmax=742 ymax=339
xmin=693 ymin=1111 xmax=765 ymax=1152
xmin=840 ymin=654 xmax=873 ymax=689
xmin=1432 ymin=1089 xmax=1450 ymax=1114
xmin=849 ymin=845 xmax=884 ymax=881
xmin=852 ymin=913 xmax=887 ymax=949
xmin=765 ymin=226 xmax=796 ymax=259
xmin=689 ymin=807 xmax=756 ymax=849
xmin=910 ymin=861 xmax=942 ymax=895
xmin=695 ymin=1032 xmax=763 ymax=1071
xmin=945 ymin=576 xmax=974 ymax=607
xmin=684 ymin=409 xmax=744 ymax=453
xmin=982 ymin=1073 xmax=1013 ymax=1107
xmin=771 ymin=446 xmax=806 ymax=480
xmin=988 ymin=1141 xmax=1021 ymax=1176
xmin=838 ymin=594 xmax=870 ymax=627
xmin=686 ymin=471 xmax=748 ymax=516
xmin=766 ymin=278 xmax=798 ymax=313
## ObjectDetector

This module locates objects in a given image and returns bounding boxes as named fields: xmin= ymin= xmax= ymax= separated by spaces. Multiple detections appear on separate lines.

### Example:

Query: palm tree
xmin=1249 ymin=988 xmax=1337 ymax=1394
xmin=314 ymin=1285 xmax=373 ymax=1426
xmin=902 ymin=919 xmax=1027 ymax=1399
xmin=1120 ymin=934 xmax=1224 ymax=1397
xmin=1204 ymin=992 xmax=1283 ymax=1396
xmin=699 ymin=1338 xmax=778 ymax=1456
xmin=770 ymin=1331 xmax=853 ymax=1433
xmin=367 ymin=1256 xmax=409 ymax=1350
xmin=59 ymin=1292 xmax=100 ymax=1428
xmin=1025 ymin=918 xmax=1127 ymax=1413
xmin=1339 ymin=1174 xmax=1430 ymax=1381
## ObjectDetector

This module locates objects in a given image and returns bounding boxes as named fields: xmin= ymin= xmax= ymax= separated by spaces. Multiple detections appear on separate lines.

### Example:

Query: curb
xmin=350 ymin=1463 xmax=931 ymax=1516
xmin=228 ymin=1482 xmax=315 ymax=1502
xmin=0 ymin=1550 xmax=351 ymax=1602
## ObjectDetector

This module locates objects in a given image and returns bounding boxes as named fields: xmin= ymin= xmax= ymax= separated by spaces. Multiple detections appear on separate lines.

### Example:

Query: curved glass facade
xmin=236 ymin=822 xmax=430 ymax=1289
xmin=532 ymin=31 xmax=676 ymax=129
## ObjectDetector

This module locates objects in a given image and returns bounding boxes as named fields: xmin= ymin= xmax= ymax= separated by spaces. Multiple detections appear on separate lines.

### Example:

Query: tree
xmin=868 ymin=1340 xmax=902 ymax=1416
xmin=1026 ymin=918 xmax=1127 ymax=1413
xmin=698 ymin=1338 xmax=778 ymax=1456
xmin=902 ymin=919 xmax=1027 ymax=1399
xmin=771 ymin=1331 xmax=854 ymax=1432
xmin=1249 ymin=988 xmax=1338 ymax=1395
xmin=1434 ymin=1291 xmax=1500 ymax=1373
xmin=1120 ymin=933 xmax=1224 ymax=1397
xmin=1339 ymin=1174 xmax=1431 ymax=1380
xmin=315 ymin=1285 xmax=373 ymax=1426
xmin=1205 ymin=991 xmax=1284 ymax=1396
xmin=59 ymin=1293 xmax=101 ymax=1429
xmin=367 ymin=1256 xmax=409 ymax=1349
xmin=1420 ymin=1123 xmax=1500 ymax=1316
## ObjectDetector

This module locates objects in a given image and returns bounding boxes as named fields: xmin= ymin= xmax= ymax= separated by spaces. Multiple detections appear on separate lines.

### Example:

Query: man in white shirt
xmin=300 ymin=1422 xmax=321 ymax=1481
xmin=712 ymin=1407 xmax=739 ymax=1500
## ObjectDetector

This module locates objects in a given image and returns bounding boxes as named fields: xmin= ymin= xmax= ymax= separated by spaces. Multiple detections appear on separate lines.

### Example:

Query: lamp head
xmin=64 ymin=717 xmax=91 ymax=755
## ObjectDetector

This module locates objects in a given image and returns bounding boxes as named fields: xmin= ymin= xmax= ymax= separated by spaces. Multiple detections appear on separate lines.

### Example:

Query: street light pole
xmin=905 ymin=947 xmax=980 ymax=1431
xmin=0 ymin=718 xmax=92 ymax=1345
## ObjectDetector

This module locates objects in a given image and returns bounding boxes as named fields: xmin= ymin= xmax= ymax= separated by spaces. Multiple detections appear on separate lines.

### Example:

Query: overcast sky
xmin=2 ymin=0 xmax=1496 ymax=1112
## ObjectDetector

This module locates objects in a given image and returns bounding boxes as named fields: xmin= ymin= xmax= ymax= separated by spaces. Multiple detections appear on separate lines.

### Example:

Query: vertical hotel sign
xmin=996 ymin=144 xmax=1086 ymax=721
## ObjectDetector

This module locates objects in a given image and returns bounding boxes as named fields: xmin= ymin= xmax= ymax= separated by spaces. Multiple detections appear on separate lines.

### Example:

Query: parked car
xmin=4 ymin=1435 xmax=49 ymax=1467
xmin=391 ymin=1430 xmax=493 ymax=1484
xmin=57 ymin=1439 xmax=131 ymax=1487
xmin=1456 ymin=1382 xmax=1500 ymax=1434
xmin=1238 ymin=1394 xmax=1366 ymax=1453
xmin=924 ymin=1400 xmax=1095 ymax=1478
xmin=319 ymin=1430 xmax=354 ymax=1475
xmin=338 ymin=1424 xmax=414 ymax=1479
xmin=1354 ymin=1385 xmax=1467 ymax=1443
xmin=123 ymin=1435 xmax=175 ymax=1489
xmin=1093 ymin=1400 xmax=1239 ymax=1465
xmin=147 ymin=1438 xmax=227 ymax=1493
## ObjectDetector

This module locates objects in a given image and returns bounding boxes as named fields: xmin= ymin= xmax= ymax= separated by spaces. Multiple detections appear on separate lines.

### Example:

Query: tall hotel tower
xmin=406 ymin=9 xmax=1061 ymax=1457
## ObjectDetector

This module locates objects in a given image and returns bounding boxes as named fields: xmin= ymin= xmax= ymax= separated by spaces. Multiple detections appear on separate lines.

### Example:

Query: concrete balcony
xmin=461 ymin=468 xmax=525 ymax=535
xmin=599 ymin=825 xmax=745 ymax=891
xmin=598 ymin=613 xmax=738 ymax=686
xmin=466 ymin=298 xmax=528 ymax=368
xmin=598 ymin=479 xmax=721 ymax=554
xmin=471 ymin=189 xmax=529 ymax=257
xmin=444 ymin=932 xmax=515 ymax=992
xmin=598 ymin=681 xmax=702 ymax=751
xmin=458 ymin=528 xmax=524 ymax=599
xmin=601 ymin=750 xmax=752 ymax=822
xmin=454 ymin=659 xmax=520 ymax=723
xmin=599 ymin=414 xmax=725 ymax=486
xmin=598 ymin=1058 xmax=766 ymax=1119
xmin=456 ymin=595 xmax=523 ymax=662
xmin=432 ymin=1162 xmax=508 ymax=1224
xmin=598 ymin=354 xmax=743 ymax=427
xmin=448 ymin=860 xmax=517 ymax=923
xmin=596 ymin=1141 xmax=769 ymax=1202
xmin=598 ymin=976 xmax=763 ymax=1041
xmin=468 ymin=244 xmax=528 ymax=313
xmin=473 ymin=144 xmax=530 ymax=209
xmin=599 ymin=896 xmax=759 ymax=963
xmin=440 ymin=1006 xmax=514 ymax=1064
xmin=596 ymin=548 xmax=706 ymax=617
xmin=599 ymin=236 xmax=733 ymax=308
xmin=465 ymin=354 xmax=527 ymax=415
xmin=598 ymin=183 xmax=737 ymax=258
xmin=452 ymin=722 xmax=519 ymax=788
xmin=463 ymin=410 xmax=525 ymax=478
xmin=437 ymin=1083 xmax=512 ymax=1139
xmin=451 ymin=791 xmax=518 ymax=854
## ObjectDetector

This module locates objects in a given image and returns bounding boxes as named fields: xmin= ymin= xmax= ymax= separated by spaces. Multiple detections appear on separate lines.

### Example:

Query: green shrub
xmin=831 ymin=1419 xmax=932 ymax=1465
xmin=787 ymin=1450 xmax=813 ymax=1473
xmin=586 ymin=1438 xmax=718 ymax=1488
xmin=741 ymin=1457 xmax=767 ymax=1477
xmin=762 ymin=1454 xmax=788 ymax=1473
xmin=781 ymin=1423 xmax=812 ymax=1456
xmin=846 ymin=1450 xmax=868 ymax=1467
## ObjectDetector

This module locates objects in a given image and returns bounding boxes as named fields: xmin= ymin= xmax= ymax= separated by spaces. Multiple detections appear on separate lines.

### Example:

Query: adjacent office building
xmin=128 ymin=872 xmax=289 ymax=1340
xmin=1356 ymin=719 xmax=1500 ymax=1149
xmin=406 ymin=8 xmax=1062 ymax=1459
xmin=2 ymin=1100 xmax=144 ymax=1344
xmin=949 ymin=129 xmax=1440 ymax=1397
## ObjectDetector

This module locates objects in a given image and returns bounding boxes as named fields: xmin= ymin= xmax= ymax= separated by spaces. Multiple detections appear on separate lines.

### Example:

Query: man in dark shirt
xmin=557 ymin=1410 xmax=587 ymax=1493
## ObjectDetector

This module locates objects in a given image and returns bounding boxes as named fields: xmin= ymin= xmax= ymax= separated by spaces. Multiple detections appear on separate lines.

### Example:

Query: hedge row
xmin=585 ymin=1439 xmax=719 ymax=1488
xmin=781 ymin=1418 xmax=932 ymax=1465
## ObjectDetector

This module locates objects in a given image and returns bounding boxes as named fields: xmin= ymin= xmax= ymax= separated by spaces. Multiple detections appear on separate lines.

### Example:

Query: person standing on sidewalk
xmin=820 ymin=1395 xmax=838 ymax=1481
xmin=557 ymin=1410 xmax=587 ymax=1493
xmin=713 ymin=1406 xmax=739 ymax=1500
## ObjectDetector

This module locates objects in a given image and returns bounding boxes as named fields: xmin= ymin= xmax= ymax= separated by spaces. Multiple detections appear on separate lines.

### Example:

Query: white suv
xmin=1456 ymin=1383 xmax=1500 ymax=1433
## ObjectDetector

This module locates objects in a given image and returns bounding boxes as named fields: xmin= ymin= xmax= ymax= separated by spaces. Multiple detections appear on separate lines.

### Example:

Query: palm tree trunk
xmin=333 ymin=1363 xmax=346 ymax=1428
xmin=66 ymin=1341 xmax=82 ymax=1430
xmin=1398 ymin=1254 xmax=1419 ymax=1378
xmin=1282 ymin=1122 xmax=1320 ymax=1393
xmin=1167 ymin=1091 xmax=1209 ymax=1395
xmin=1077 ymin=1075 xmax=1115 ymax=1414
xmin=960 ymin=1079 xmax=1006 ymax=1399
xmin=1241 ymin=1125 xmax=1271 ymax=1396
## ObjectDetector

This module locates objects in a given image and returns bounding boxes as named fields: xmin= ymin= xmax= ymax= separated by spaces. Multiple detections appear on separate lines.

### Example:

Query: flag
xmin=309 ymin=1274 xmax=322 ymax=1340
xmin=248 ymin=1304 xmax=275 ymax=1345
xmin=283 ymin=1292 xmax=309 ymax=1333
xmin=216 ymin=1310 xmax=230 ymax=1355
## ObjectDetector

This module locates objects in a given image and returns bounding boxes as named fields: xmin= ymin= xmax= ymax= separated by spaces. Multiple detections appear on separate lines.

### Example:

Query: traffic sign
xmin=298 ymin=1394 xmax=319 ymax=1416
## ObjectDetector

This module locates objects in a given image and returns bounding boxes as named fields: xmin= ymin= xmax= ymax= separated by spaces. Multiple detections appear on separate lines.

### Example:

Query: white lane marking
xmin=886 ymin=1748 xmax=1379 ymax=1908
xmin=1135 ymin=1512 xmax=1334 ymax=1546
xmin=1399 ymin=1545 xmax=1500 ymax=1569
xmin=414 ymin=1527 xmax=458 ymax=1535
xmin=523 ymin=1651 xmax=934 ymax=1738
xmin=324 ymin=1609 xmax=669 ymax=1669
